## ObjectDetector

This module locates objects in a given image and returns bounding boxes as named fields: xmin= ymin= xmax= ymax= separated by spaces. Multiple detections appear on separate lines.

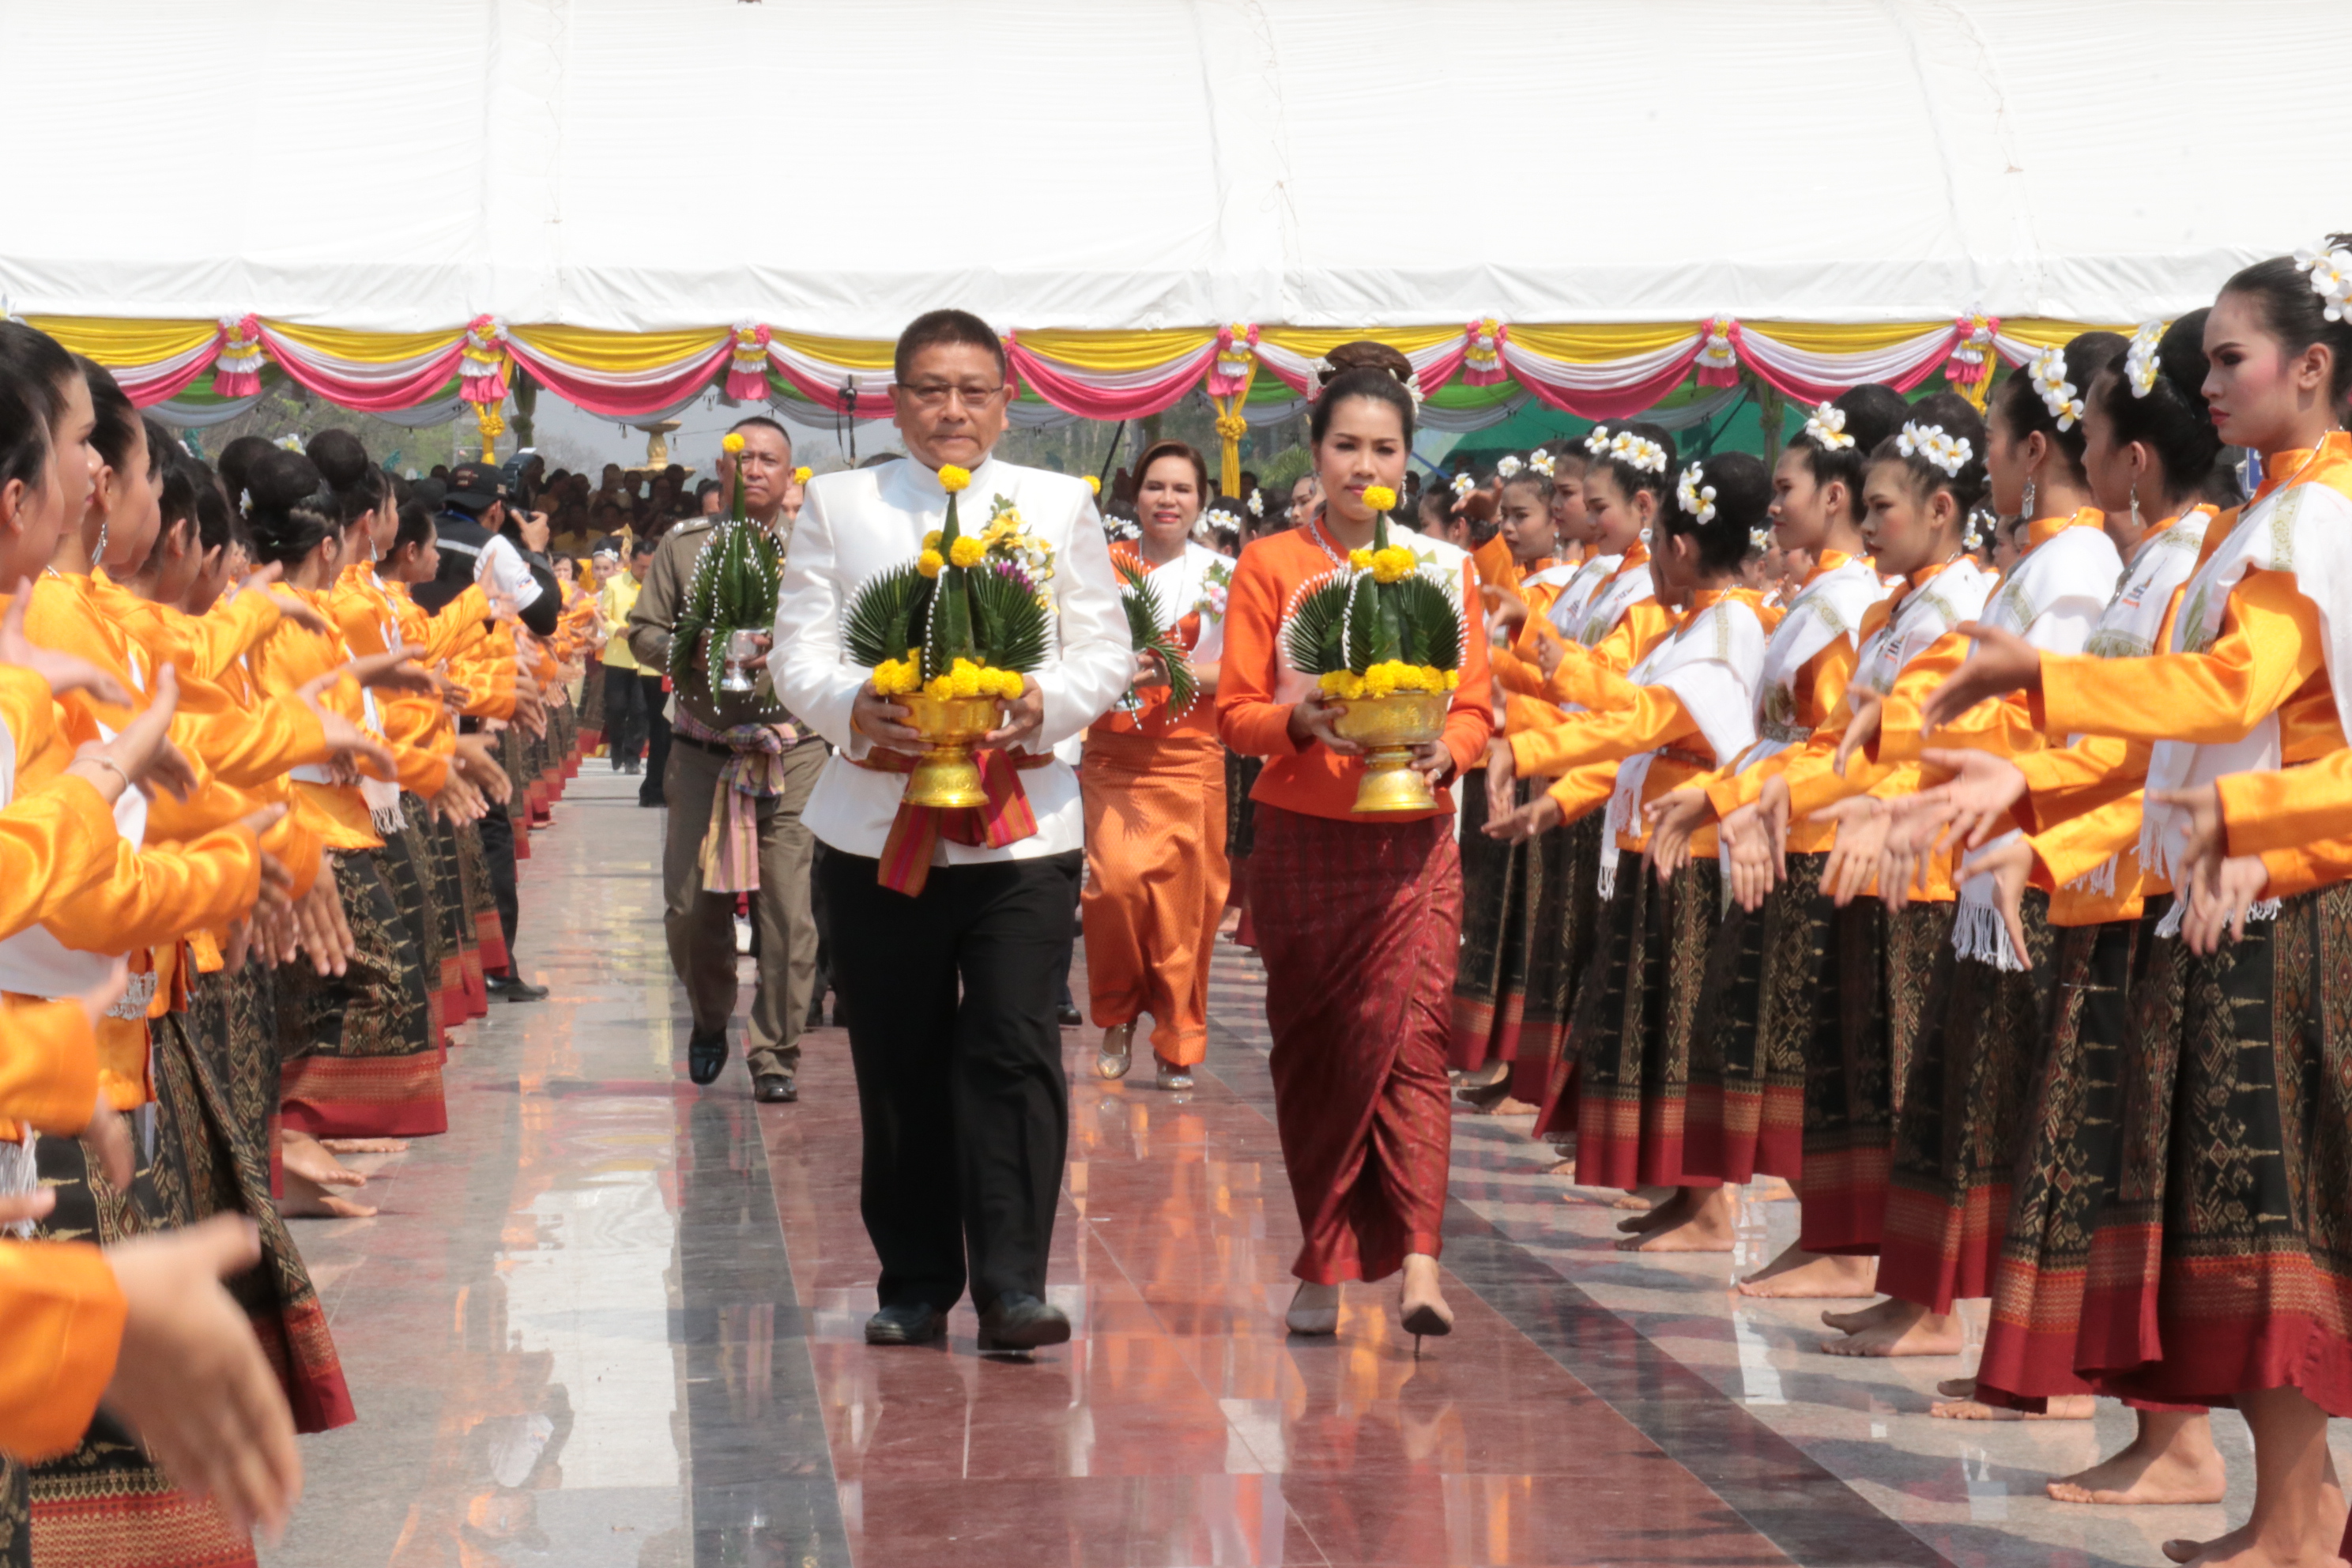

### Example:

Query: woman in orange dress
xmin=1218 ymin=344 xmax=1491 ymax=1344
xmin=1082 ymin=439 xmax=1232 ymax=1091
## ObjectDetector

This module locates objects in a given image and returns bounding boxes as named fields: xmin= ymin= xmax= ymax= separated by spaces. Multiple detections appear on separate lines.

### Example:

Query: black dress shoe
xmin=864 ymin=1302 xmax=944 ymax=1346
xmin=686 ymin=1027 xmax=729 ymax=1085
xmin=1055 ymin=1001 xmax=1084 ymax=1027
xmin=977 ymin=1292 xmax=1071 ymax=1353
xmin=486 ymin=974 xmax=548 ymax=1003
xmin=753 ymin=1072 xmax=797 ymax=1103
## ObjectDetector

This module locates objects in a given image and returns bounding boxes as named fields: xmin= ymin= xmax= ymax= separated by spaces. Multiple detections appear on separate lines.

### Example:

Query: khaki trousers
xmin=662 ymin=736 xmax=825 ymax=1076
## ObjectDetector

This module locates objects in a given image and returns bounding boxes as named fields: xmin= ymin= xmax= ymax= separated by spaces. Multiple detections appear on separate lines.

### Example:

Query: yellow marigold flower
xmin=993 ymin=668 xmax=1026 ymax=698
xmin=918 ymin=549 xmax=944 ymax=579
xmin=1085 ymin=475 xmax=1101 ymax=496
xmin=923 ymin=530 xmax=942 ymax=551
xmin=949 ymin=664 xmax=982 ymax=699
xmin=938 ymin=465 xmax=971 ymax=493
xmin=923 ymin=673 xmax=956 ymax=701
xmin=1444 ymin=668 xmax=1461 ymax=690
xmin=722 ymin=432 xmax=746 ymax=454
xmin=1370 ymin=547 xmax=1415 ymax=584
xmin=793 ymin=466 xmax=812 ymax=484
xmin=948 ymin=536 xmax=986 ymax=568
xmin=1362 ymin=484 xmax=1397 ymax=511
xmin=1348 ymin=548 xmax=1374 ymax=570
xmin=1419 ymin=665 xmax=1444 ymax=691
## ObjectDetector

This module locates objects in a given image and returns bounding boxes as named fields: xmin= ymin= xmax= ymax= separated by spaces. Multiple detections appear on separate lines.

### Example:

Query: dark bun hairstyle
xmin=214 ymin=435 xmax=274 ymax=511
xmin=0 ymin=320 xmax=79 ymax=434
xmin=185 ymin=462 xmax=235 ymax=553
xmin=2221 ymin=233 xmax=2352 ymax=414
xmin=1578 ymin=420 xmax=1679 ymax=517
xmin=307 ymin=427 xmax=390 ymax=525
xmin=2095 ymin=309 xmax=2226 ymax=505
xmin=1868 ymin=390 xmax=1989 ymax=516
xmin=1310 ymin=340 xmax=1418 ymax=445
xmin=0 ymin=375 xmax=47 ymax=501
xmin=77 ymin=358 xmax=141 ymax=477
xmin=243 ymin=449 xmax=342 ymax=568
xmin=1995 ymin=330 xmax=2130 ymax=482
xmin=153 ymin=455 xmax=201 ymax=559
xmin=1665 ymin=451 xmax=1770 ymax=575
xmin=1790 ymin=383 xmax=1909 ymax=519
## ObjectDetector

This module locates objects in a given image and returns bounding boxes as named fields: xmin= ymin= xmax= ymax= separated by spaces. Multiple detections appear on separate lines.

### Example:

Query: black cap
xmin=445 ymin=461 xmax=507 ymax=513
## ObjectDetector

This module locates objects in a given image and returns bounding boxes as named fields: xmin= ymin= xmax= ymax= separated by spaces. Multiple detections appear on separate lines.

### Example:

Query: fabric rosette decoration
xmin=1279 ymin=488 xmax=1464 ymax=812
xmin=844 ymin=465 xmax=1051 ymax=808
xmin=1108 ymin=549 xmax=1198 ymax=721
xmin=672 ymin=430 xmax=784 ymax=702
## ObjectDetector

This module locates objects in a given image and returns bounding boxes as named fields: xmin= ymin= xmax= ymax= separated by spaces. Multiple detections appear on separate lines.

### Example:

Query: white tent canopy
xmin=4 ymin=0 xmax=2347 ymax=335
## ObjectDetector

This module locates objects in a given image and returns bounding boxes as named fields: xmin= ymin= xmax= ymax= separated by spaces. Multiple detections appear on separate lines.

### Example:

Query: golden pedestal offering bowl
xmin=1332 ymin=689 xmax=1452 ymax=814
xmin=896 ymin=692 xmax=1004 ymax=808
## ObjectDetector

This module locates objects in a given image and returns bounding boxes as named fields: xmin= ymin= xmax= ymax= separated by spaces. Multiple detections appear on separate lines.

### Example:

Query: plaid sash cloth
xmin=676 ymin=709 xmax=800 ymax=894
xmin=854 ymin=748 xmax=1051 ymax=897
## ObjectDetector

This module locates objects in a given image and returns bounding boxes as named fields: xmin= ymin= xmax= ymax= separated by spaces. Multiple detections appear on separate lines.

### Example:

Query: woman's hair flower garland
xmin=1676 ymin=463 xmax=1718 ymax=524
xmin=1246 ymin=488 xmax=1264 ymax=518
xmin=2029 ymin=346 xmax=2085 ymax=431
xmin=1801 ymin=401 xmax=1853 ymax=450
xmin=1495 ymin=454 xmax=1523 ymax=480
xmin=1449 ymin=472 xmax=1476 ymax=500
xmin=1896 ymin=421 xmax=1973 ymax=478
xmin=1528 ymin=447 xmax=1555 ymax=477
xmin=1585 ymin=425 xmax=1668 ymax=474
xmin=2124 ymin=320 xmax=2166 ymax=398
xmin=2296 ymin=240 xmax=2352 ymax=322
xmin=1749 ymin=526 xmax=1773 ymax=554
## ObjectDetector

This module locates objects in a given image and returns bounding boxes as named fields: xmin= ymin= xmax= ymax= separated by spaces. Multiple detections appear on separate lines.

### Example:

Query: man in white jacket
xmin=771 ymin=309 xmax=1131 ymax=1354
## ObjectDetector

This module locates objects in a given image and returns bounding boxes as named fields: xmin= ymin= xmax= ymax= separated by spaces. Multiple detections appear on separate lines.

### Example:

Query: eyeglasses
xmin=900 ymin=381 xmax=1007 ymax=409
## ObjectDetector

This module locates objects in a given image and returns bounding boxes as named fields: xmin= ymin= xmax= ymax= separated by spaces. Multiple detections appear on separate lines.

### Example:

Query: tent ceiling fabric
xmin=5 ymin=0 xmax=2347 ymax=336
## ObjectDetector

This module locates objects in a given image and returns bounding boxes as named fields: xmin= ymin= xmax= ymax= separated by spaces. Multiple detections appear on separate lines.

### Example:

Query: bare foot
xmin=1618 ymin=1189 xmax=1686 ymax=1234
xmin=1821 ymin=1295 xmax=1905 ymax=1333
xmin=1747 ymin=1177 xmax=1796 ymax=1202
xmin=1819 ymin=1302 xmax=1966 ymax=1356
xmin=1738 ymin=1246 xmax=1878 ymax=1298
xmin=281 ymin=1168 xmax=377 ymax=1219
xmin=1486 ymin=1096 xmax=1539 ymax=1117
xmin=1933 ymin=1394 xmax=2097 ymax=1421
xmin=1613 ymin=1185 xmax=1672 ymax=1212
xmin=280 ymin=1130 xmax=366 ymax=1192
xmin=1546 ymin=1159 xmax=1577 ymax=1176
xmin=2050 ymin=1411 xmax=2229 ymax=1506
xmin=1617 ymin=1185 xmax=1736 ymax=1253
xmin=317 ymin=1137 xmax=409 ymax=1154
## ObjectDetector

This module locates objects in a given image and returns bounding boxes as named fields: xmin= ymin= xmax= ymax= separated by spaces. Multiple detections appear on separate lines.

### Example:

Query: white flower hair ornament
xmin=1495 ymin=454 xmax=1524 ymax=480
xmin=1246 ymin=488 xmax=1264 ymax=518
xmin=1528 ymin=447 xmax=1555 ymax=478
xmin=1801 ymin=401 xmax=1853 ymax=450
xmin=1450 ymin=472 xmax=1476 ymax=500
xmin=1676 ymin=463 xmax=1717 ymax=524
xmin=1605 ymin=429 xmax=1668 ymax=475
xmin=273 ymin=433 xmax=305 ymax=453
xmin=2295 ymin=240 xmax=2352 ymax=323
xmin=2028 ymin=346 xmax=2085 ymax=431
xmin=1750 ymin=526 xmax=1773 ymax=554
xmin=1202 ymin=505 xmax=1244 ymax=534
xmin=1963 ymin=506 xmax=1993 ymax=552
xmin=1896 ymin=421 xmax=1973 ymax=478
xmin=2124 ymin=320 xmax=2166 ymax=398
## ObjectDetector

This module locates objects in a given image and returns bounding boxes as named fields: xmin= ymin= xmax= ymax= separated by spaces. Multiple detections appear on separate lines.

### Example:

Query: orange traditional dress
xmin=1217 ymin=514 xmax=1492 ymax=1284
xmin=1080 ymin=541 xmax=1234 ymax=1069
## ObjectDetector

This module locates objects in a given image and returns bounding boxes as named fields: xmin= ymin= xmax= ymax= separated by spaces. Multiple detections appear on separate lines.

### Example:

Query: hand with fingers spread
xmin=1958 ymin=835 xmax=2039 ymax=968
xmin=1919 ymin=621 xmax=2041 ymax=732
xmin=1917 ymin=747 xmax=2030 ymax=852
xmin=511 ymin=681 xmax=548 ymax=740
xmin=1644 ymin=786 xmax=1715 ymax=883
xmin=2148 ymin=782 xmax=2225 ymax=885
xmin=452 ymin=733 xmax=512 ymax=804
xmin=1812 ymin=796 xmax=1893 ymax=906
xmin=294 ymin=670 xmax=398 ymax=782
xmin=66 ymin=664 xmax=198 ymax=803
xmin=2181 ymin=849 xmax=2271 ymax=956
xmin=1483 ymin=739 xmax=1516 ymax=823
xmin=102 ymin=1216 xmax=303 ymax=1540
xmin=1875 ymin=791 xmax=1956 ymax=912
xmin=1720 ymin=803 xmax=1777 ymax=912
xmin=1831 ymin=689 xmax=1883 ymax=778
xmin=0 ymin=582 xmax=131 ymax=707
xmin=432 ymin=772 xmax=485 ymax=824
xmin=1484 ymin=790 xmax=1562 ymax=843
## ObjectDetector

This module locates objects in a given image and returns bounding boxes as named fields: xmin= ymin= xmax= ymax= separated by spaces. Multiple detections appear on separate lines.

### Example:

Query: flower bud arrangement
xmin=1280 ymin=495 xmax=1464 ymax=701
xmin=671 ymin=429 xmax=785 ymax=702
xmin=844 ymin=465 xmax=1052 ymax=702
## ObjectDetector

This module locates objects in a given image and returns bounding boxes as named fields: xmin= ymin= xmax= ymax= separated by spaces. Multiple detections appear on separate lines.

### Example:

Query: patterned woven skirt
xmin=453 ymin=817 xmax=508 ymax=982
xmin=384 ymin=806 xmax=452 ymax=1051
xmin=419 ymin=808 xmax=476 ymax=1023
xmin=1877 ymin=889 xmax=2060 ymax=1314
xmin=1975 ymin=918 xmax=2149 ymax=1408
xmin=1561 ymin=855 xmax=1724 ymax=1186
xmin=1454 ymin=801 xmax=1604 ymax=1109
xmin=2075 ymin=886 xmax=2352 ymax=1415
xmin=277 ymin=847 xmax=443 ymax=1138
xmin=579 ymin=662 xmax=605 ymax=745
xmin=1683 ymin=850 xmax=1821 ymax=1184
xmin=1250 ymin=804 xmax=1461 ymax=1286
xmin=1449 ymin=779 xmax=1527 ymax=1072
xmin=499 ymin=726 xmax=535 ymax=854
xmin=28 ymin=1034 xmax=254 ymax=1568
xmin=156 ymin=983 xmax=354 ymax=1433
xmin=1799 ymin=888 xmax=1954 ymax=1256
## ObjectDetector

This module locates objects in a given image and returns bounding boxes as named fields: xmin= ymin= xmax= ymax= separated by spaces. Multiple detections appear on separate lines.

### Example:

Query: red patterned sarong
xmin=1250 ymin=805 xmax=1460 ymax=1285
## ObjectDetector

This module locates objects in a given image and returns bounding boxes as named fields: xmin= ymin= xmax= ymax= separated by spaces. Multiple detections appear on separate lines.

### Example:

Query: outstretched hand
xmin=1919 ymin=622 xmax=2041 ymax=731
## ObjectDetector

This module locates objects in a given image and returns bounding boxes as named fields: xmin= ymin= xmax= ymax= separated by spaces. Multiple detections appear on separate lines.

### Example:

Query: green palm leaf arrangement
xmin=1111 ymin=555 xmax=1198 ymax=718
xmin=843 ymin=469 xmax=1051 ymax=701
xmin=1276 ymin=506 xmax=1464 ymax=699
xmin=670 ymin=447 xmax=784 ymax=702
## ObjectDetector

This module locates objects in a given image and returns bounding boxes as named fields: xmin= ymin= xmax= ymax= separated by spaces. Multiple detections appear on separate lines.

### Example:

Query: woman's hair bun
xmin=1317 ymin=339 xmax=1415 ymax=386
xmin=305 ymin=427 xmax=371 ymax=492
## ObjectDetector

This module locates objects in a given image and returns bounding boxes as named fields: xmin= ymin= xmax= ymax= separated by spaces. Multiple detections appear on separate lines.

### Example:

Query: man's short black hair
xmin=727 ymin=414 xmax=791 ymax=448
xmin=893 ymin=309 xmax=1006 ymax=384
xmin=629 ymin=533 xmax=656 ymax=557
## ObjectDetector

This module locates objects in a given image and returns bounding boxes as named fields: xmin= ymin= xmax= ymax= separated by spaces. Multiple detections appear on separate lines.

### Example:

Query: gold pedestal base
xmin=898 ymin=692 xmax=1004 ymax=808
xmin=1332 ymin=690 xmax=1452 ymax=815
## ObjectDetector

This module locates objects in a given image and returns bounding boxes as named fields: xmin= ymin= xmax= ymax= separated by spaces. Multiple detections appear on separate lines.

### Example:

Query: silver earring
xmin=92 ymin=517 xmax=107 ymax=566
xmin=2129 ymin=489 xmax=2142 ymax=532
xmin=2020 ymin=476 xmax=2036 ymax=521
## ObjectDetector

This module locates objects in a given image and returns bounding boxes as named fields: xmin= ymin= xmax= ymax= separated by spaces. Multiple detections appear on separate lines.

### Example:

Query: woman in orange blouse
xmin=1082 ymin=440 xmax=1232 ymax=1091
xmin=1217 ymin=348 xmax=1492 ymax=1345
xmin=1921 ymin=251 xmax=2352 ymax=1568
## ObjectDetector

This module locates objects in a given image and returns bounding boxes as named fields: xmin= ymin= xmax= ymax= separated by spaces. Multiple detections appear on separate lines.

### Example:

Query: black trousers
xmin=477 ymin=797 xmax=520 ymax=974
xmin=639 ymin=673 xmax=672 ymax=805
xmin=821 ymin=846 xmax=1082 ymax=1314
xmin=602 ymin=664 xmax=647 ymax=763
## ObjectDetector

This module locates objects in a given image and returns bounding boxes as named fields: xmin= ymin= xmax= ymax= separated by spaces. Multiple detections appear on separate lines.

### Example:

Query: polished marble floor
xmin=261 ymin=774 xmax=2350 ymax=1568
